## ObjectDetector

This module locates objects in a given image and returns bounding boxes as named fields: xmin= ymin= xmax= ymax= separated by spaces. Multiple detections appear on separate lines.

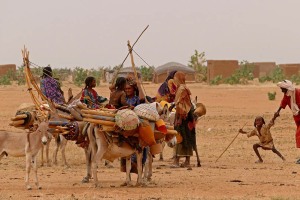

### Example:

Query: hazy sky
xmin=1 ymin=0 xmax=300 ymax=69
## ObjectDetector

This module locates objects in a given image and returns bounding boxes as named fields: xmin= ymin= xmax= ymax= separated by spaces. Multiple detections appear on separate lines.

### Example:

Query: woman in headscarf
xmin=125 ymin=77 xmax=140 ymax=107
xmin=156 ymin=70 xmax=178 ymax=103
xmin=171 ymin=71 xmax=195 ymax=168
xmin=275 ymin=80 xmax=300 ymax=164
xmin=40 ymin=66 xmax=65 ymax=104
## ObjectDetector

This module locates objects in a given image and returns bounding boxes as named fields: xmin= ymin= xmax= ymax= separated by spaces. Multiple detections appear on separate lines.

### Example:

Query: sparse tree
xmin=188 ymin=50 xmax=207 ymax=82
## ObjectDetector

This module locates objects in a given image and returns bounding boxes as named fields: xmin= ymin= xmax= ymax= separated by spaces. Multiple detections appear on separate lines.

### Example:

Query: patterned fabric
xmin=126 ymin=95 xmax=140 ymax=107
xmin=80 ymin=89 xmax=107 ymax=109
xmin=247 ymin=120 xmax=275 ymax=149
xmin=40 ymin=77 xmax=64 ymax=104
xmin=81 ymin=88 xmax=99 ymax=109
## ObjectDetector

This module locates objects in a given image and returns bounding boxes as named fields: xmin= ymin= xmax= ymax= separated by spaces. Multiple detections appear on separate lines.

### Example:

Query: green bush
xmin=268 ymin=91 xmax=276 ymax=100
xmin=89 ymin=68 xmax=102 ymax=86
xmin=224 ymin=61 xmax=254 ymax=85
xmin=210 ymin=75 xmax=223 ymax=85
xmin=0 ymin=74 xmax=12 ymax=85
xmin=73 ymin=67 xmax=88 ymax=87
xmin=259 ymin=66 xmax=285 ymax=83
xmin=139 ymin=65 xmax=154 ymax=81
xmin=290 ymin=74 xmax=300 ymax=85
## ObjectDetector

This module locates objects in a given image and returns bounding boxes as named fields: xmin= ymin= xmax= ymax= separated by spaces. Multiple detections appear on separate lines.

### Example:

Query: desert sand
xmin=0 ymin=82 xmax=299 ymax=200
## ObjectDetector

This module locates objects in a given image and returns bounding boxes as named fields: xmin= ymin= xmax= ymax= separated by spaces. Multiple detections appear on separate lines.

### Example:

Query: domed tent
xmin=152 ymin=62 xmax=195 ymax=83
xmin=104 ymin=67 xmax=142 ymax=83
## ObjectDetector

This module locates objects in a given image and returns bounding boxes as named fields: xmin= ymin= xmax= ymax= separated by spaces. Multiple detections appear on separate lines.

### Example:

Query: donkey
xmin=0 ymin=121 xmax=49 ymax=190
xmin=40 ymin=133 xmax=69 ymax=167
xmin=83 ymin=123 xmax=144 ymax=187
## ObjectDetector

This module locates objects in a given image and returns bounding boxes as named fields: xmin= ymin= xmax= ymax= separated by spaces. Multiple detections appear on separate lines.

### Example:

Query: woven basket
xmin=115 ymin=109 xmax=139 ymax=130
xmin=134 ymin=103 xmax=159 ymax=121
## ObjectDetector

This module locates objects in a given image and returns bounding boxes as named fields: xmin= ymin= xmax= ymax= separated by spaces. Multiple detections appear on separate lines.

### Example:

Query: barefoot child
xmin=239 ymin=114 xmax=285 ymax=163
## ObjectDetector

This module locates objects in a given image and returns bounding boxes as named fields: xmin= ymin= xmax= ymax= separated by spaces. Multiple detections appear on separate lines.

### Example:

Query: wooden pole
xmin=127 ymin=40 xmax=147 ymax=102
xmin=215 ymin=122 xmax=247 ymax=162
xmin=111 ymin=25 xmax=149 ymax=85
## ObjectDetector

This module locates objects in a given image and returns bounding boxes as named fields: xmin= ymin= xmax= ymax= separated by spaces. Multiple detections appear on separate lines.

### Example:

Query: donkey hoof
xmin=81 ymin=177 xmax=90 ymax=183
xmin=26 ymin=185 xmax=32 ymax=190
xmin=38 ymin=186 xmax=42 ymax=190
xmin=120 ymin=182 xmax=127 ymax=187
xmin=197 ymin=163 xmax=201 ymax=167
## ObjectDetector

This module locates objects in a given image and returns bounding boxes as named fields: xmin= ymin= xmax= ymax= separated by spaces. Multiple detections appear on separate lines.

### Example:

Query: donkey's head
xmin=36 ymin=121 xmax=49 ymax=145
xmin=32 ymin=112 xmax=49 ymax=145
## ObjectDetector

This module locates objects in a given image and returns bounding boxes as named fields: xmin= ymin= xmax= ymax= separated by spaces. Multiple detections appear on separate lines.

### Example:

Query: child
xmin=108 ymin=77 xmax=128 ymax=109
xmin=239 ymin=114 xmax=285 ymax=163
xmin=81 ymin=76 xmax=107 ymax=109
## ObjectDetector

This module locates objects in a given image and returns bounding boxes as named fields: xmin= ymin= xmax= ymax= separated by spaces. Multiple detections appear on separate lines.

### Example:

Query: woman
xmin=156 ymin=71 xmax=177 ymax=103
xmin=125 ymin=77 xmax=140 ymax=107
xmin=172 ymin=71 xmax=195 ymax=168
xmin=40 ymin=66 xmax=65 ymax=104
xmin=81 ymin=76 xmax=107 ymax=109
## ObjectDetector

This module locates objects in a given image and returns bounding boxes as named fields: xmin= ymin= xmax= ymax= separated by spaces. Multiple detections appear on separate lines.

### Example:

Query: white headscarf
xmin=277 ymin=80 xmax=299 ymax=116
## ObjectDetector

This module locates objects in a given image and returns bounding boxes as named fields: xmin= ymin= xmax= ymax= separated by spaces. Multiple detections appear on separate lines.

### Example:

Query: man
xmin=275 ymin=80 xmax=300 ymax=164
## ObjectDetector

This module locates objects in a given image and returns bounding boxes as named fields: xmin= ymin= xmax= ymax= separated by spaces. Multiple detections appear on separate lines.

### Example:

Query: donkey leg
xmin=32 ymin=155 xmax=41 ymax=189
xmin=136 ymin=151 xmax=144 ymax=186
xmin=122 ymin=156 xmax=132 ymax=186
xmin=82 ymin=147 xmax=92 ymax=183
xmin=193 ymin=145 xmax=201 ymax=167
xmin=143 ymin=149 xmax=153 ymax=181
xmin=45 ymin=134 xmax=52 ymax=166
xmin=60 ymin=137 xmax=69 ymax=168
xmin=159 ymin=141 xmax=165 ymax=161
xmin=40 ymin=145 xmax=44 ymax=167
xmin=0 ymin=151 xmax=7 ymax=161
xmin=25 ymin=154 xmax=32 ymax=190
xmin=52 ymin=136 xmax=60 ymax=165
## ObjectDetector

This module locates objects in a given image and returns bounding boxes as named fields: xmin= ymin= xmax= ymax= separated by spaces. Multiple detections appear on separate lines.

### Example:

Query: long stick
xmin=215 ymin=122 xmax=247 ymax=162
xmin=111 ymin=25 xmax=149 ymax=85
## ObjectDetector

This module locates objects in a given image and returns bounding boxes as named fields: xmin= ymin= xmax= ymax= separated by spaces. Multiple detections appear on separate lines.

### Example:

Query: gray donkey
xmin=0 ymin=121 xmax=49 ymax=190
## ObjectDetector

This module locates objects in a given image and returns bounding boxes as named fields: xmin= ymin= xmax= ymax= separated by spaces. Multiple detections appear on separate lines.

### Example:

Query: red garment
xmin=280 ymin=88 xmax=300 ymax=148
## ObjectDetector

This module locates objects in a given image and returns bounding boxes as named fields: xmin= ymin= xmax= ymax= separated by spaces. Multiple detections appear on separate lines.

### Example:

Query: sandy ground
xmin=0 ymin=82 xmax=300 ymax=200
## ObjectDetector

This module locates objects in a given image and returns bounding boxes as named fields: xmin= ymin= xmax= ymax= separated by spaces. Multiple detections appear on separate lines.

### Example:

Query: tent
xmin=152 ymin=62 xmax=195 ymax=83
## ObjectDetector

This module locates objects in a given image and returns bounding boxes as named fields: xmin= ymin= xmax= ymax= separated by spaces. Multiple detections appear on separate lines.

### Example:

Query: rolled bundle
xmin=55 ymin=104 xmax=71 ymax=113
xmin=82 ymin=109 xmax=115 ymax=117
xmin=49 ymin=121 xmax=69 ymax=126
xmin=83 ymin=118 xmax=115 ymax=126
xmin=11 ymin=114 xmax=27 ymax=121
xmin=58 ymin=113 xmax=74 ymax=120
xmin=82 ymin=113 xmax=115 ymax=122
xmin=99 ymin=125 xmax=116 ymax=132
xmin=9 ymin=120 xmax=25 ymax=126
xmin=69 ymin=107 xmax=83 ymax=121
